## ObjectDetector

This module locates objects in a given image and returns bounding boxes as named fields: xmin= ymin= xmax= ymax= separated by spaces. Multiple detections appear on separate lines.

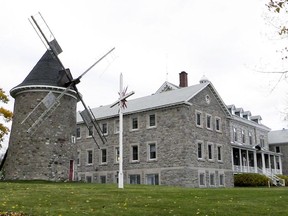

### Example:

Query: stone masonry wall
xmin=3 ymin=88 xmax=78 ymax=181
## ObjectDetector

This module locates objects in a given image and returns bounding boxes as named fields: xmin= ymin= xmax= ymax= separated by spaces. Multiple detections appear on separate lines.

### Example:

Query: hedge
xmin=234 ymin=173 xmax=271 ymax=187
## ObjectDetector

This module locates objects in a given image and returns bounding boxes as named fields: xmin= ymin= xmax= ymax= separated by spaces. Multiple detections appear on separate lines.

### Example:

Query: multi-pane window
xmin=100 ymin=176 xmax=106 ymax=183
xmin=196 ymin=111 xmax=202 ymax=127
xmin=215 ymin=117 xmax=221 ymax=132
xmin=208 ymin=143 xmax=213 ymax=160
xmin=219 ymin=174 xmax=224 ymax=186
xmin=148 ymin=114 xmax=156 ymax=128
xmin=206 ymin=114 xmax=212 ymax=129
xmin=76 ymin=127 xmax=81 ymax=138
xmin=101 ymin=123 xmax=108 ymax=135
xmin=131 ymin=145 xmax=139 ymax=161
xmin=88 ymin=126 xmax=93 ymax=137
xmin=197 ymin=141 xmax=204 ymax=159
xmin=233 ymin=127 xmax=238 ymax=142
xmin=249 ymin=132 xmax=253 ymax=145
xmin=217 ymin=145 xmax=222 ymax=161
xmin=86 ymin=176 xmax=92 ymax=183
xmin=146 ymin=174 xmax=159 ymax=185
xmin=101 ymin=149 xmax=107 ymax=164
xmin=199 ymin=172 xmax=205 ymax=186
xmin=130 ymin=174 xmax=141 ymax=184
xmin=209 ymin=173 xmax=215 ymax=186
xmin=148 ymin=142 xmax=157 ymax=160
xmin=114 ymin=119 xmax=119 ymax=134
xmin=115 ymin=147 xmax=119 ymax=163
xmin=131 ymin=117 xmax=138 ymax=130
xmin=87 ymin=150 xmax=93 ymax=165
xmin=242 ymin=130 xmax=246 ymax=143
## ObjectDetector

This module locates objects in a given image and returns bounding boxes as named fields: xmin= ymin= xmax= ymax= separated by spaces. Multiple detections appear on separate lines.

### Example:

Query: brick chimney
xmin=179 ymin=71 xmax=188 ymax=87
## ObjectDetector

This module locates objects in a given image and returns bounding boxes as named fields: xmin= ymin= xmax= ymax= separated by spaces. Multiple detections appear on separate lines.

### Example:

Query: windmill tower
xmin=2 ymin=13 xmax=112 ymax=181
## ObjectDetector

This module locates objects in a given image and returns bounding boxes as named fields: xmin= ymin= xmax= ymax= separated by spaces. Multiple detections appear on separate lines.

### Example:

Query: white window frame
xmin=197 ymin=140 xmax=204 ymax=160
xmin=86 ymin=149 xmax=93 ymax=165
xmin=76 ymin=127 xmax=81 ymax=139
xmin=219 ymin=172 xmax=225 ymax=187
xmin=130 ymin=143 xmax=140 ymax=162
xmin=147 ymin=142 xmax=157 ymax=161
xmin=233 ymin=127 xmax=238 ymax=142
xmin=101 ymin=122 xmax=108 ymax=136
xmin=209 ymin=172 xmax=215 ymax=187
xmin=242 ymin=130 xmax=246 ymax=144
xmin=87 ymin=125 xmax=93 ymax=138
xmin=249 ymin=132 xmax=253 ymax=145
xmin=131 ymin=116 xmax=139 ymax=131
xmin=100 ymin=148 xmax=108 ymax=165
xmin=195 ymin=110 xmax=203 ymax=128
xmin=198 ymin=171 xmax=206 ymax=187
xmin=215 ymin=117 xmax=222 ymax=132
xmin=206 ymin=113 xmax=212 ymax=130
xmin=207 ymin=142 xmax=214 ymax=161
xmin=147 ymin=113 xmax=157 ymax=128
xmin=146 ymin=173 xmax=159 ymax=185
xmin=217 ymin=144 xmax=223 ymax=162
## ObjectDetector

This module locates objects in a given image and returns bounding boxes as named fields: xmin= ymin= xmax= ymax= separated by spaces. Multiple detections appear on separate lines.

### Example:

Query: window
xmin=71 ymin=135 xmax=76 ymax=144
xmin=276 ymin=146 xmax=281 ymax=153
xmin=148 ymin=142 xmax=157 ymax=160
xmin=209 ymin=173 xmax=215 ymax=186
xmin=233 ymin=127 xmax=238 ymax=142
xmin=215 ymin=117 xmax=221 ymax=132
xmin=207 ymin=143 xmax=213 ymax=160
xmin=130 ymin=174 xmax=141 ymax=184
xmin=88 ymin=126 xmax=93 ymax=137
xmin=131 ymin=117 xmax=138 ymax=130
xmin=131 ymin=145 xmax=139 ymax=162
xmin=87 ymin=150 xmax=93 ymax=165
xmin=146 ymin=174 xmax=159 ymax=185
xmin=219 ymin=173 xmax=224 ymax=186
xmin=249 ymin=132 xmax=253 ymax=145
xmin=197 ymin=141 xmax=204 ymax=160
xmin=199 ymin=172 xmax=206 ymax=186
xmin=115 ymin=147 xmax=119 ymax=163
xmin=148 ymin=114 xmax=156 ymax=128
xmin=217 ymin=145 xmax=222 ymax=161
xmin=260 ymin=136 xmax=265 ymax=148
xmin=114 ymin=119 xmax=119 ymax=134
xmin=206 ymin=114 xmax=212 ymax=130
xmin=76 ymin=127 xmax=81 ymax=138
xmin=86 ymin=175 xmax=92 ymax=183
xmin=101 ymin=123 xmax=108 ymax=135
xmin=77 ymin=151 xmax=80 ymax=166
xmin=196 ymin=111 xmax=202 ymax=127
xmin=101 ymin=149 xmax=107 ymax=164
xmin=242 ymin=130 xmax=246 ymax=143
xmin=100 ymin=176 xmax=106 ymax=184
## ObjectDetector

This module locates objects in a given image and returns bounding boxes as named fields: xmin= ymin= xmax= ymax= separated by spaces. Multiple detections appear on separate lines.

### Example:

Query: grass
xmin=0 ymin=181 xmax=287 ymax=216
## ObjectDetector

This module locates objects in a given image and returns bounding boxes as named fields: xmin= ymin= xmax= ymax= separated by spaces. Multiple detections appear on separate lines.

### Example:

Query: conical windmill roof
xmin=11 ymin=51 xmax=70 ymax=97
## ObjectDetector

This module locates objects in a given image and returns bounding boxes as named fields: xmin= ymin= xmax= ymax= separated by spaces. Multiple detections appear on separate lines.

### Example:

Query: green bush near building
xmin=234 ymin=173 xmax=272 ymax=187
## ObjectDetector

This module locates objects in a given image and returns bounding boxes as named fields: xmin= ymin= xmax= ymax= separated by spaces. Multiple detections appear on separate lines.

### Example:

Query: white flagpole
xmin=118 ymin=73 xmax=124 ymax=189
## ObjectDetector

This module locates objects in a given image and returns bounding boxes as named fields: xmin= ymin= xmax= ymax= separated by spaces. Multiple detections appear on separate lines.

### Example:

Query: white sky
xmin=1 ymin=0 xmax=288 ymax=152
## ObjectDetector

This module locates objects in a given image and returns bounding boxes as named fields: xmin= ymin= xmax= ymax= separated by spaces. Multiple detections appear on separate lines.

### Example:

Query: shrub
xmin=277 ymin=175 xmax=288 ymax=186
xmin=234 ymin=173 xmax=271 ymax=187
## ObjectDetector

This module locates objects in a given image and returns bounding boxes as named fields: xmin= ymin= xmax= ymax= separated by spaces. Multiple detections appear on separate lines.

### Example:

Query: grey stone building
xmin=76 ymin=72 xmax=234 ymax=187
xmin=2 ymin=51 xmax=78 ymax=181
xmin=268 ymin=129 xmax=288 ymax=175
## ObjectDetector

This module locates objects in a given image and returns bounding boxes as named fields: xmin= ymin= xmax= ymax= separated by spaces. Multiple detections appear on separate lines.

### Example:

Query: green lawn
xmin=0 ymin=181 xmax=287 ymax=216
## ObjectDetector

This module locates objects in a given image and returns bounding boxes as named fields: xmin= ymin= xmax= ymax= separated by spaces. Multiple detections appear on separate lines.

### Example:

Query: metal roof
xmin=77 ymin=82 xmax=210 ymax=122
xmin=268 ymin=129 xmax=288 ymax=145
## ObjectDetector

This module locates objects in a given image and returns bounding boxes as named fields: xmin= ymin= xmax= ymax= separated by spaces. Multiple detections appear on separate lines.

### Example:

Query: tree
xmin=0 ymin=88 xmax=13 ymax=147
xmin=267 ymin=0 xmax=288 ymax=35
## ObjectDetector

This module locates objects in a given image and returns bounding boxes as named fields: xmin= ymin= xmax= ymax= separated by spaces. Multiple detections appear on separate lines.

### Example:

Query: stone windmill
xmin=1 ymin=13 xmax=113 ymax=181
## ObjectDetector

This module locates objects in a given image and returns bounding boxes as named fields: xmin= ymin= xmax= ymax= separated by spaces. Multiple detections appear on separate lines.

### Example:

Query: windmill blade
xmin=78 ymin=97 xmax=107 ymax=147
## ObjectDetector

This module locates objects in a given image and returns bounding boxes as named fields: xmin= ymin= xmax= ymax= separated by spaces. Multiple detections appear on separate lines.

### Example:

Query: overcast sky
xmin=1 ymin=0 xmax=288 ymax=151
